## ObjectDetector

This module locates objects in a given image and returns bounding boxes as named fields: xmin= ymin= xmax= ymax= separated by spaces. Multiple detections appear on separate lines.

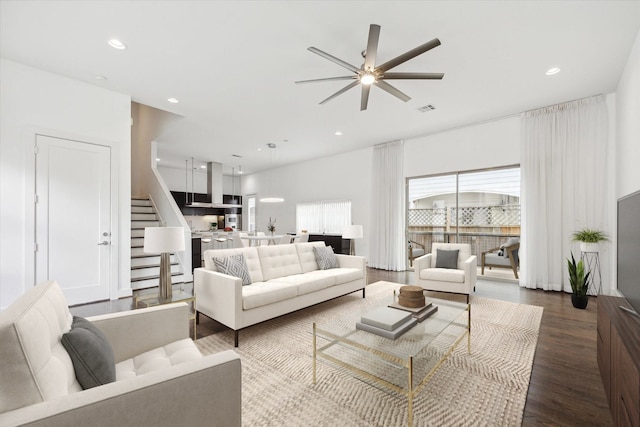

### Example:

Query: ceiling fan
xmin=296 ymin=24 xmax=444 ymax=111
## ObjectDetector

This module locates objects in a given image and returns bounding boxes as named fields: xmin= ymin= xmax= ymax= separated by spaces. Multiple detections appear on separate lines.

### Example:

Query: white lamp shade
xmin=143 ymin=227 xmax=185 ymax=253
xmin=342 ymin=225 xmax=363 ymax=239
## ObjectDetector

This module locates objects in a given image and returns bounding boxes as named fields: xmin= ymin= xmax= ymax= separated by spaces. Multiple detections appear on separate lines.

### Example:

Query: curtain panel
xmin=520 ymin=95 xmax=610 ymax=292
xmin=370 ymin=140 xmax=406 ymax=271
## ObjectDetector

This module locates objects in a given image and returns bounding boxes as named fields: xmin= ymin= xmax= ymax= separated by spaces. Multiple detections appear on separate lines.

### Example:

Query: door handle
xmin=97 ymin=241 xmax=110 ymax=246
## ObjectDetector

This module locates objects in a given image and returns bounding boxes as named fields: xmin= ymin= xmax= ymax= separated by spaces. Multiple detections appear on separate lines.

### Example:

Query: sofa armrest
xmin=194 ymin=268 xmax=243 ymax=330
xmin=335 ymin=254 xmax=365 ymax=270
xmin=464 ymin=255 xmax=478 ymax=292
xmin=0 ymin=350 xmax=242 ymax=427
xmin=414 ymin=253 xmax=432 ymax=273
xmin=87 ymin=303 xmax=190 ymax=363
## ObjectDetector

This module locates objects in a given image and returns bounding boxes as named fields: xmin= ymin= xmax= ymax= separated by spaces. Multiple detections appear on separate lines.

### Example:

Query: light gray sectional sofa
xmin=0 ymin=280 xmax=241 ymax=427
xmin=194 ymin=241 xmax=366 ymax=346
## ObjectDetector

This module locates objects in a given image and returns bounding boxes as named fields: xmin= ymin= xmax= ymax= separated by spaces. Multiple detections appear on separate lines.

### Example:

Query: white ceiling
xmin=2 ymin=1 xmax=639 ymax=175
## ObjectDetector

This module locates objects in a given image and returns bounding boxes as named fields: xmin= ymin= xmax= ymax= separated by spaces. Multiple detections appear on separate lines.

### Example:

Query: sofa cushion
xmin=115 ymin=338 xmax=202 ymax=381
xmin=420 ymin=268 xmax=466 ymax=283
xmin=0 ymin=280 xmax=82 ymax=414
xmin=204 ymin=247 xmax=264 ymax=283
xmin=328 ymin=268 xmax=364 ymax=285
xmin=435 ymin=249 xmax=459 ymax=269
xmin=295 ymin=241 xmax=325 ymax=273
xmin=61 ymin=316 xmax=115 ymax=389
xmin=313 ymin=246 xmax=339 ymax=270
xmin=241 ymin=281 xmax=298 ymax=310
xmin=275 ymin=271 xmax=336 ymax=295
xmin=213 ymin=253 xmax=252 ymax=286
xmin=258 ymin=244 xmax=302 ymax=281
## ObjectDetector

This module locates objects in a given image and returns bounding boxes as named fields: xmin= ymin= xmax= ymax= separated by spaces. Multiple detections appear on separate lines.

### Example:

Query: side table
xmin=134 ymin=290 xmax=197 ymax=340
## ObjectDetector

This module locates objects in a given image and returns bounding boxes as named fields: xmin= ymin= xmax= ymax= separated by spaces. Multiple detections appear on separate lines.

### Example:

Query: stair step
xmin=131 ymin=274 xmax=184 ymax=290
xmin=132 ymin=213 xmax=157 ymax=221
xmin=132 ymin=220 xmax=161 ymax=229
xmin=131 ymin=229 xmax=145 ymax=238
xmin=132 ymin=206 xmax=154 ymax=214
xmin=131 ymin=237 xmax=145 ymax=248
xmin=131 ymin=264 xmax=182 ymax=279
xmin=131 ymin=198 xmax=152 ymax=207
xmin=131 ymin=254 xmax=177 ymax=267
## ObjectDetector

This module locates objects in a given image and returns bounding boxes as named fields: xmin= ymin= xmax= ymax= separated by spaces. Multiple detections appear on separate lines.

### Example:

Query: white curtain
xmin=520 ymin=95 xmax=609 ymax=292
xmin=370 ymin=141 xmax=406 ymax=271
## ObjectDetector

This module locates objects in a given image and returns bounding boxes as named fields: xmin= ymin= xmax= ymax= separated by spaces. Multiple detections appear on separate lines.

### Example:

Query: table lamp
xmin=143 ymin=227 xmax=185 ymax=299
xmin=342 ymin=225 xmax=363 ymax=256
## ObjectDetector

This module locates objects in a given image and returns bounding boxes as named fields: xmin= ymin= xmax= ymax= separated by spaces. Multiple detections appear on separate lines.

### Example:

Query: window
xmin=296 ymin=200 xmax=351 ymax=233
xmin=247 ymin=195 xmax=256 ymax=232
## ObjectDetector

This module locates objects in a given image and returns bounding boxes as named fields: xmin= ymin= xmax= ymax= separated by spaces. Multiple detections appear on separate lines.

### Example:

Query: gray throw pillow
xmin=61 ymin=316 xmax=116 ymax=390
xmin=213 ymin=253 xmax=252 ymax=285
xmin=313 ymin=246 xmax=339 ymax=270
xmin=435 ymin=249 xmax=459 ymax=269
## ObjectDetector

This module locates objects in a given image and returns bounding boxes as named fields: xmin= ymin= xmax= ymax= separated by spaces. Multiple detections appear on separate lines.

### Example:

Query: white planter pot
xmin=580 ymin=242 xmax=599 ymax=253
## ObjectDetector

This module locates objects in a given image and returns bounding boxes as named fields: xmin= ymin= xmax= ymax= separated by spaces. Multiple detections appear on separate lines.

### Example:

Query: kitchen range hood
xmin=184 ymin=160 xmax=241 ymax=209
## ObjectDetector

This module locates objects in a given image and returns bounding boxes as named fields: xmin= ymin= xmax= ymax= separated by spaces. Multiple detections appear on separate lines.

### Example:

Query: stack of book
xmin=388 ymin=299 xmax=438 ymax=322
xmin=356 ymin=307 xmax=417 ymax=339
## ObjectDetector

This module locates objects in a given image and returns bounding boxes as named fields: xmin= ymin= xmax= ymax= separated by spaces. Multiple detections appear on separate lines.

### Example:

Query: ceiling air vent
xmin=232 ymin=154 xmax=242 ymax=158
xmin=418 ymin=104 xmax=436 ymax=112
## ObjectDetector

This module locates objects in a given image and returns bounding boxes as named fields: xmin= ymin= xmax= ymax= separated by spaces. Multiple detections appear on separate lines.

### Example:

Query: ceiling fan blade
xmin=382 ymin=72 xmax=444 ymax=80
xmin=319 ymin=80 xmax=360 ymax=105
xmin=295 ymin=76 xmax=357 ymax=84
xmin=374 ymin=80 xmax=411 ymax=102
xmin=360 ymin=85 xmax=371 ymax=111
xmin=363 ymin=24 xmax=381 ymax=71
xmin=376 ymin=38 xmax=441 ymax=73
xmin=308 ymin=47 xmax=360 ymax=73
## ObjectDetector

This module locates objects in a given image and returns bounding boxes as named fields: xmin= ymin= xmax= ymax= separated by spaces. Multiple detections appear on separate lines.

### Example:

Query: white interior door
xmin=35 ymin=135 xmax=111 ymax=305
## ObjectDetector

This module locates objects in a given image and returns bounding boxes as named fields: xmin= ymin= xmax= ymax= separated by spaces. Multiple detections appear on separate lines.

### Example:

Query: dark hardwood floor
xmin=71 ymin=268 xmax=613 ymax=426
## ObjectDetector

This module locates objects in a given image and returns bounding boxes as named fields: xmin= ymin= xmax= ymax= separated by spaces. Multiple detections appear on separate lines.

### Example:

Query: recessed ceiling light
xmin=155 ymin=158 xmax=160 ymax=162
xmin=108 ymin=39 xmax=127 ymax=50
xmin=200 ymin=165 xmax=206 ymax=169
xmin=335 ymin=131 xmax=343 ymax=136
xmin=546 ymin=67 xmax=561 ymax=76
xmin=168 ymin=98 xmax=179 ymax=103
xmin=257 ymin=148 xmax=262 ymax=151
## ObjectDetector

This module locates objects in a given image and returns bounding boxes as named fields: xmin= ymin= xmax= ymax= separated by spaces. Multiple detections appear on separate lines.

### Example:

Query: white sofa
xmin=414 ymin=243 xmax=477 ymax=303
xmin=0 ymin=280 xmax=241 ymax=427
xmin=195 ymin=241 xmax=366 ymax=346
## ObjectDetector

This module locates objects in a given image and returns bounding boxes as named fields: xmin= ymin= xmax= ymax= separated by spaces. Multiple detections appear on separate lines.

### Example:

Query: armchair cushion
xmin=61 ymin=316 xmax=115 ymax=390
xmin=435 ymin=249 xmax=459 ymax=269
xmin=116 ymin=338 xmax=202 ymax=381
xmin=420 ymin=268 xmax=465 ymax=283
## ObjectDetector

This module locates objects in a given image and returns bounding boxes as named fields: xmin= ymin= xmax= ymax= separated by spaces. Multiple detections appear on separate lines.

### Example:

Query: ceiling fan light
xmin=360 ymin=73 xmax=376 ymax=85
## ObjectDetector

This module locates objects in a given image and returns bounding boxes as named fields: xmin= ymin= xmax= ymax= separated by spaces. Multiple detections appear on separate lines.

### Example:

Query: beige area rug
xmin=196 ymin=281 xmax=543 ymax=427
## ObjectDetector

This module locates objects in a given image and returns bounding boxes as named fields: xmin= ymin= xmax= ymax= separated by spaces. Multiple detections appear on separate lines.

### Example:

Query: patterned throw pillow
xmin=313 ymin=246 xmax=339 ymax=270
xmin=213 ymin=253 xmax=252 ymax=285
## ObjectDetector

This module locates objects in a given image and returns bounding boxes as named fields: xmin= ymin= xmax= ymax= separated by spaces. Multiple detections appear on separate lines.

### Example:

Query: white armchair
xmin=413 ymin=243 xmax=477 ymax=303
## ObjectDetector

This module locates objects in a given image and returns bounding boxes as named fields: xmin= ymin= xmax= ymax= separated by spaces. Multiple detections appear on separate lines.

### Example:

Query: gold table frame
xmin=134 ymin=290 xmax=197 ymax=340
xmin=312 ymin=295 xmax=470 ymax=427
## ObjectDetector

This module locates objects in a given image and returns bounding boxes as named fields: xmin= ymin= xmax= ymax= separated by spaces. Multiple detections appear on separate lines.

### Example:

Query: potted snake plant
xmin=567 ymin=252 xmax=591 ymax=309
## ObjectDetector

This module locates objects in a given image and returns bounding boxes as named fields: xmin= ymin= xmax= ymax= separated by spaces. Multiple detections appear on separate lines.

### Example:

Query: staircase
xmin=131 ymin=197 xmax=184 ymax=290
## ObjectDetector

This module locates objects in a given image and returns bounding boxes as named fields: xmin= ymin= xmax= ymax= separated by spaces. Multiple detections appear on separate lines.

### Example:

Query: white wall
xmin=242 ymin=147 xmax=373 ymax=256
xmin=404 ymin=116 xmax=521 ymax=178
xmin=616 ymin=29 xmax=640 ymax=198
xmin=0 ymin=59 xmax=132 ymax=308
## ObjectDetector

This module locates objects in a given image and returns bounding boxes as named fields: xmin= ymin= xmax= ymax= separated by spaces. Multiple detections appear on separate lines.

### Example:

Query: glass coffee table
xmin=312 ymin=290 xmax=470 ymax=427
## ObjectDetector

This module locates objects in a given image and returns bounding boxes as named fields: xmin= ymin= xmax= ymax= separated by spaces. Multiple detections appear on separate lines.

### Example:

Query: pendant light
xmin=260 ymin=143 xmax=284 ymax=203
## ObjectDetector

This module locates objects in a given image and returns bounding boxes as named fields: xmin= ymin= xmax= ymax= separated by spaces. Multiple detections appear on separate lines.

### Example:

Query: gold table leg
xmin=313 ymin=323 xmax=317 ymax=384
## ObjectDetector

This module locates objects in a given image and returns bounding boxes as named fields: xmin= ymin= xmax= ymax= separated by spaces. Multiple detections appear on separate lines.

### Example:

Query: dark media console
xmin=597 ymin=295 xmax=640 ymax=426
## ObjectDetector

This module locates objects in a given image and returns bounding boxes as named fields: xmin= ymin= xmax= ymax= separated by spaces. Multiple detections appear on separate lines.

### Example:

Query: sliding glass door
xmin=407 ymin=165 xmax=520 ymax=258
